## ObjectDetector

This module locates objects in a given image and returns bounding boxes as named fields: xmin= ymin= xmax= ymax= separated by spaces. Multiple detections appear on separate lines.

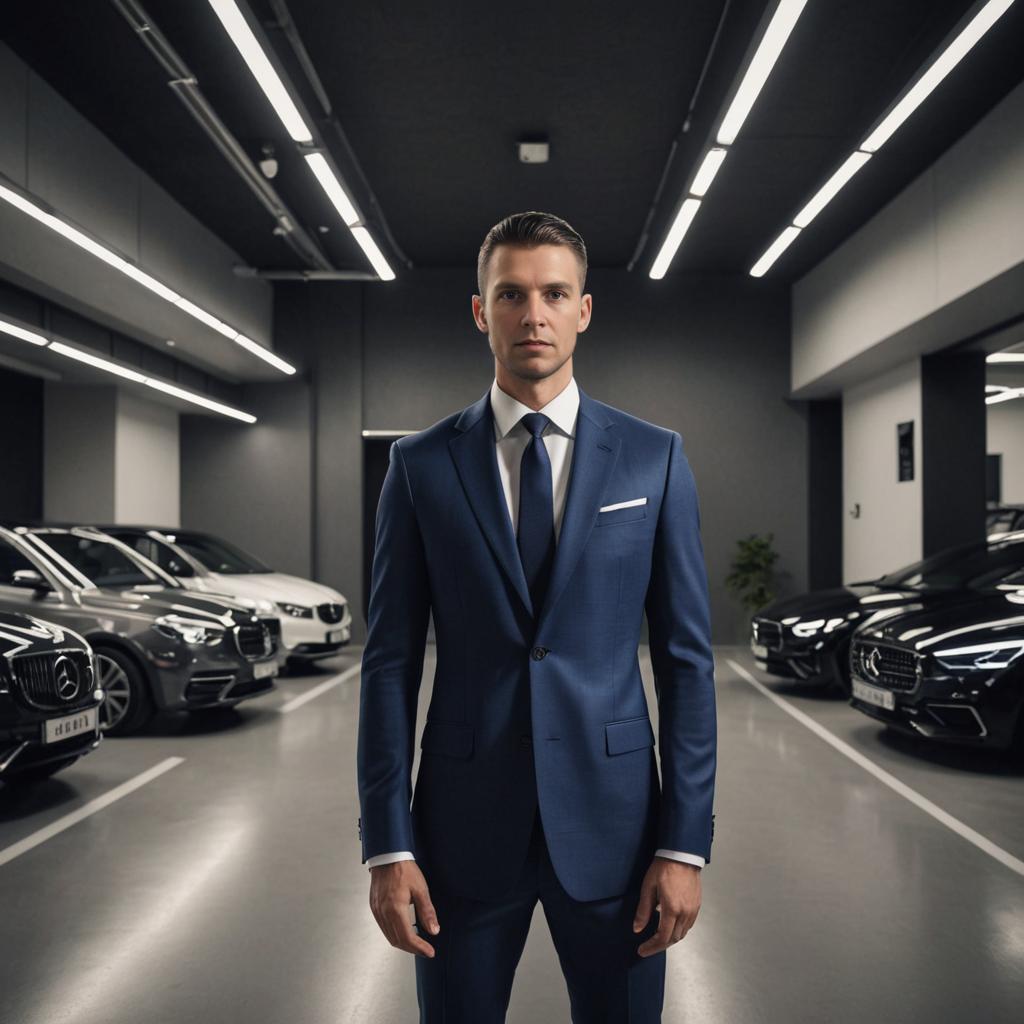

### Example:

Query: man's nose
xmin=521 ymin=296 xmax=547 ymax=326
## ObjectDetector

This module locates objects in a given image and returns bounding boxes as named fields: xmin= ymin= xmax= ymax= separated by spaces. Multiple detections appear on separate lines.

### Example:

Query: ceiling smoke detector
xmin=259 ymin=143 xmax=279 ymax=179
xmin=518 ymin=139 xmax=549 ymax=164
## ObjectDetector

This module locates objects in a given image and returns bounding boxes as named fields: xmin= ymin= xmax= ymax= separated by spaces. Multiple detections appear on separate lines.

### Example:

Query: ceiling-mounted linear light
xmin=987 ymin=353 xmax=1024 ymax=363
xmin=206 ymin=0 xmax=313 ymax=143
xmin=750 ymin=225 xmax=801 ymax=278
xmin=792 ymin=152 xmax=872 ymax=228
xmin=0 ymin=179 xmax=295 ymax=375
xmin=690 ymin=148 xmax=728 ymax=198
xmin=650 ymin=199 xmax=702 ymax=281
xmin=716 ymin=0 xmax=810 ymax=145
xmin=0 ymin=320 xmax=48 ymax=347
xmin=12 ymin=329 xmax=258 ymax=421
xmin=861 ymin=0 xmax=1017 ymax=153
xmin=206 ymin=0 xmax=396 ymax=281
xmin=749 ymin=0 xmax=1018 ymax=278
xmin=986 ymin=387 xmax=1024 ymax=405
xmin=648 ymin=0 xmax=808 ymax=280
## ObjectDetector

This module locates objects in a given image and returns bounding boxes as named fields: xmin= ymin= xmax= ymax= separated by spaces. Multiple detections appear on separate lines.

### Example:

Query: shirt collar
xmin=490 ymin=376 xmax=579 ymax=440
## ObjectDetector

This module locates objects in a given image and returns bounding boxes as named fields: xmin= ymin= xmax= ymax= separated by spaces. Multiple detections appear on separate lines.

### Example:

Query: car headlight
xmin=278 ymin=603 xmax=314 ymax=618
xmin=932 ymin=640 xmax=1024 ymax=672
xmin=791 ymin=617 xmax=849 ymax=638
xmin=153 ymin=615 xmax=226 ymax=646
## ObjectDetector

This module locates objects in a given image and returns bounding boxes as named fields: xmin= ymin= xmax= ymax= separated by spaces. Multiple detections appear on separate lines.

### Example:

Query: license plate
xmin=852 ymin=678 xmax=895 ymax=710
xmin=44 ymin=706 xmax=99 ymax=744
xmin=327 ymin=629 xmax=345 ymax=643
xmin=751 ymin=642 xmax=768 ymax=659
xmin=253 ymin=661 xmax=278 ymax=680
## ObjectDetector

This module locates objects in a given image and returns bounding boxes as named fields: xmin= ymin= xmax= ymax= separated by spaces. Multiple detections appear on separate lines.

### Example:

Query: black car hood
xmin=758 ymin=584 xmax=925 ymax=622
xmin=854 ymin=590 xmax=1024 ymax=652
xmin=0 ymin=610 xmax=90 ymax=657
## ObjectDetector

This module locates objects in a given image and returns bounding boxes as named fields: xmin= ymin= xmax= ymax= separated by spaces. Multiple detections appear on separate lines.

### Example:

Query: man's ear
xmin=471 ymin=294 xmax=488 ymax=332
xmin=577 ymin=292 xmax=593 ymax=333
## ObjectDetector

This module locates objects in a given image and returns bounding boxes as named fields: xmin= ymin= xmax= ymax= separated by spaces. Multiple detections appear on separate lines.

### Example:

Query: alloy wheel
xmin=96 ymin=653 xmax=132 ymax=732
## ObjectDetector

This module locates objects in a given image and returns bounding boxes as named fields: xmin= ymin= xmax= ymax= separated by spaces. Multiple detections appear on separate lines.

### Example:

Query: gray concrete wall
xmin=842 ymin=359 xmax=922 ymax=581
xmin=988 ymin=398 xmax=1024 ymax=504
xmin=115 ymin=392 xmax=180 ymax=527
xmin=792 ymin=79 xmax=1024 ymax=397
xmin=43 ymin=383 xmax=117 ymax=523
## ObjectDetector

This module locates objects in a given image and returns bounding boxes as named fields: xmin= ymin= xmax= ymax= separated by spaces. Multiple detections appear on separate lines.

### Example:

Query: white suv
xmin=101 ymin=527 xmax=352 ymax=667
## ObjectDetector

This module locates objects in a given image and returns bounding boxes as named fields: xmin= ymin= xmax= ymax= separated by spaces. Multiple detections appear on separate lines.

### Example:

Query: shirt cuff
xmin=655 ymin=849 xmax=705 ymax=868
xmin=366 ymin=851 xmax=416 ymax=870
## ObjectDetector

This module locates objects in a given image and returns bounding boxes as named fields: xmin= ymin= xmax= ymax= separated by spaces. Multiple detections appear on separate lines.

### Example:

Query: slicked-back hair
xmin=477 ymin=211 xmax=587 ymax=296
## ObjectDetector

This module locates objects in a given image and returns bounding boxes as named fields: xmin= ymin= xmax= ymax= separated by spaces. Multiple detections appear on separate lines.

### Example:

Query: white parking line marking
xmin=279 ymin=663 xmax=361 ymax=713
xmin=0 ymin=756 xmax=185 ymax=869
xmin=726 ymin=658 xmax=1024 ymax=878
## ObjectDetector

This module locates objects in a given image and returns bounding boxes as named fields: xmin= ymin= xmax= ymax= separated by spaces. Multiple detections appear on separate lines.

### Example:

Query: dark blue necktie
xmin=517 ymin=412 xmax=555 ymax=615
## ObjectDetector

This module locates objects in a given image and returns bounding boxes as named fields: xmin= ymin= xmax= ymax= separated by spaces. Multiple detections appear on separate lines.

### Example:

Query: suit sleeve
xmin=644 ymin=431 xmax=717 ymax=863
xmin=357 ymin=440 xmax=432 ymax=863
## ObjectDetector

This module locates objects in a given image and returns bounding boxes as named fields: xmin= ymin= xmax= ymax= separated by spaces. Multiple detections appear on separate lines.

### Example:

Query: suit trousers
xmin=413 ymin=805 xmax=667 ymax=1022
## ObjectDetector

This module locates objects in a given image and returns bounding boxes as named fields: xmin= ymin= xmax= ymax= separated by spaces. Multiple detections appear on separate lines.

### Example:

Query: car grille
xmin=317 ymin=602 xmax=346 ymax=624
xmin=851 ymin=640 xmax=919 ymax=692
xmin=9 ymin=650 xmax=94 ymax=711
xmin=752 ymin=618 xmax=783 ymax=651
xmin=233 ymin=622 xmax=272 ymax=661
xmin=185 ymin=672 xmax=235 ymax=702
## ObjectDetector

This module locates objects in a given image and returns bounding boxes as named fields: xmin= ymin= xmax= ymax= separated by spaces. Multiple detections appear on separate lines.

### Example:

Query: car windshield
xmin=875 ymin=539 xmax=1024 ymax=591
xmin=30 ymin=532 xmax=168 ymax=589
xmin=164 ymin=532 xmax=271 ymax=575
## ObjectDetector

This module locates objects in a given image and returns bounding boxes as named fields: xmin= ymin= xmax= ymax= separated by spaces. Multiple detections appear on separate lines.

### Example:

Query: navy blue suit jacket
xmin=357 ymin=384 xmax=717 ymax=902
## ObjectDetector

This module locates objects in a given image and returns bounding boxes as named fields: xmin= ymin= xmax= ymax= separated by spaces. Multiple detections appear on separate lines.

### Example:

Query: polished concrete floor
xmin=1 ymin=645 xmax=1023 ymax=1024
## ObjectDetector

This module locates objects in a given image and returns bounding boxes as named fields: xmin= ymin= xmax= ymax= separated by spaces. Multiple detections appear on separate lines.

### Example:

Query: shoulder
xmin=583 ymin=393 xmax=681 ymax=450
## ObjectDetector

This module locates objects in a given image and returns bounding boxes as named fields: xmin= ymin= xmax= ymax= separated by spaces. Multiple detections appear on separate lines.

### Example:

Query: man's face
xmin=472 ymin=244 xmax=592 ymax=383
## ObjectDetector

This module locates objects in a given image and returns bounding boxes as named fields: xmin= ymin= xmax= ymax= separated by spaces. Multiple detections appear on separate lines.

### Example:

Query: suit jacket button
xmin=531 ymin=646 xmax=548 ymax=661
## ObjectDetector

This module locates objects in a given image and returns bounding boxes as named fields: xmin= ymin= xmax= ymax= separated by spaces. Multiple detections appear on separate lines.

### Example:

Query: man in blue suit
xmin=357 ymin=211 xmax=717 ymax=1022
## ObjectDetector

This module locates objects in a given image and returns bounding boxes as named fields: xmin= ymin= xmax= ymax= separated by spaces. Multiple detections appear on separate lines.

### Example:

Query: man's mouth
xmin=517 ymin=340 xmax=551 ymax=347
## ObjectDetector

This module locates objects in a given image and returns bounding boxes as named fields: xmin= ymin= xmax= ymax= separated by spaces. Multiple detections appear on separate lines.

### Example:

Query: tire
xmin=4 ymin=756 xmax=80 ymax=786
xmin=94 ymin=647 xmax=155 ymax=736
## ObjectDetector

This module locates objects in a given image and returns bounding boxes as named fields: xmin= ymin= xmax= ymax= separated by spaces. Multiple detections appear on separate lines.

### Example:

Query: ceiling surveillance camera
xmin=259 ymin=143 xmax=278 ymax=179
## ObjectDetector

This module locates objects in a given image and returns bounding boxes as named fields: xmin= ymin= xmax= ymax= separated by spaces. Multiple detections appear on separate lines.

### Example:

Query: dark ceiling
xmin=3 ymin=0 xmax=1022 ymax=283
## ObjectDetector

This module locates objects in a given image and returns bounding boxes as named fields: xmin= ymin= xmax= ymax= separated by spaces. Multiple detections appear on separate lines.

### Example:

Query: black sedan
xmin=848 ymin=585 xmax=1024 ymax=751
xmin=750 ymin=532 xmax=1024 ymax=695
xmin=1 ymin=611 xmax=104 ymax=785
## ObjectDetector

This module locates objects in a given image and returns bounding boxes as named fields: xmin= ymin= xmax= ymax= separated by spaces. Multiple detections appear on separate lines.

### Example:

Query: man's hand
xmin=369 ymin=859 xmax=440 ymax=958
xmin=633 ymin=857 xmax=701 ymax=957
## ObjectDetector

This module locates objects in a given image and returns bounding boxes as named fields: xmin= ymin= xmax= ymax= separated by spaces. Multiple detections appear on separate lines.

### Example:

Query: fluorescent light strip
xmin=750 ymin=225 xmax=801 ymax=277
xmin=233 ymin=334 xmax=299 ymax=374
xmin=0 ymin=180 xmax=296 ymax=375
xmin=861 ymin=0 xmax=1017 ymax=153
xmin=987 ymin=353 xmax=1024 ymax=363
xmin=48 ymin=341 xmax=256 ymax=422
xmin=304 ymin=153 xmax=359 ymax=226
xmin=0 ymin=319 xmax=48 ymax=347
xmin=206 ymin=0 xmax=313 ymax=143
xmin=649 ymin=198 xmax=703 ymax=280
xmin=987 ymin=388 xmax=1024 ymax=405
xmin=350 ymin=227 xmax=397 ymax=282
xmin=793 ymin=151 xmax=872 ymax=228
xmin=691 ymin=148 xmax=728 ymax=198
xmin=717 ymin=0 xmax=810 ymax=145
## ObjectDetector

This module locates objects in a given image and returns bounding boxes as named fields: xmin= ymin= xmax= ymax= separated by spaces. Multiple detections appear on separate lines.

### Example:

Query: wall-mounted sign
xmin=897 ymin=420 xmax=914 ymax=482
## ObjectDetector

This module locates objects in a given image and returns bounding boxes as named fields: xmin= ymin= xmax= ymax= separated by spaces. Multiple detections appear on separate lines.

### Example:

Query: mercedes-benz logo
xmin=864 ymin=646 xmax=882 ymax=680
xmin=54 ymin=655 xmax=81 ymax=702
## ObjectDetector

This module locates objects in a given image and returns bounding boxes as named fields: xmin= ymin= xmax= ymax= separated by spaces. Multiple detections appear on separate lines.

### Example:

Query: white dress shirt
xmin=366 ymin=377 xmax=705 ymax=870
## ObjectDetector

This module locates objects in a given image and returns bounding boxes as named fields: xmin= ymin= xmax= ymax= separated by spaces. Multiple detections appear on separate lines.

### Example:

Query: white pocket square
xmin=599 ymin=497 xmax=647 ymax=512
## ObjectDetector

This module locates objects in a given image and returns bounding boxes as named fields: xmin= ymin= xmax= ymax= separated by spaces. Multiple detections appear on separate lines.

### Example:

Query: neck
xmin=494 ymin=361 xmax=573 ymax=411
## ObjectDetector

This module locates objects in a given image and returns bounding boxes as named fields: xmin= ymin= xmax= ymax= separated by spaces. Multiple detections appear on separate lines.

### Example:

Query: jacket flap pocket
xmin=605 ymin=716 xmax=655 ymax=755
xmin=420 ymin=719 xmax=474 ymax=758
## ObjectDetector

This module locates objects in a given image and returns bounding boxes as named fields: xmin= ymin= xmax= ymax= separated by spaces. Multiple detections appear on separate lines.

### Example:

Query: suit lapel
xmin=447 ymin=385 xmax=620 ymax=626
xmin=449 ymin=392 xmax=534 ymax=616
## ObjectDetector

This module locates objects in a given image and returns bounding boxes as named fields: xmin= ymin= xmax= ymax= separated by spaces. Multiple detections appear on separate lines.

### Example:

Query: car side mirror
xmin=11 ymin=568 xmax=53 ymax=593
xmin=168 ymin=559 xmax=195 ymax=578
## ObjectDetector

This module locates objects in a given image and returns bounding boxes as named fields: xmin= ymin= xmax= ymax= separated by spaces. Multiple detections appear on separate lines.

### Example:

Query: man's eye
xmin=500 ymin=290 xmax=518 ymax=300
xmin=549 ymin=291 xmax=565 ymax=300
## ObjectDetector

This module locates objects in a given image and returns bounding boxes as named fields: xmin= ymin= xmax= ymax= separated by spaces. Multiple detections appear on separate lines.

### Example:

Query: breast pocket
xmin=595 ymin=505 xmax=648 ymax=527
